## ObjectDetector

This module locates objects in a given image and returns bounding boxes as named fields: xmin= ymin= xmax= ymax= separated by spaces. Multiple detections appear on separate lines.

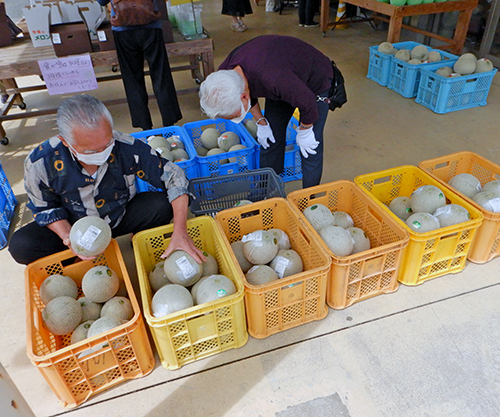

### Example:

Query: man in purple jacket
xmin=199 ymin=35 xmax=334 ymax=188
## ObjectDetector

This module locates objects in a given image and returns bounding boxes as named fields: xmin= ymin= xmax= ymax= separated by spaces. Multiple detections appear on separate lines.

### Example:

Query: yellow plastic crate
xmin=354 ymin=165 xmax=483 ymax=286
xmin=419 ymin=151 xmax=500 ymax=264
xmin=287 ymin=181 xmax=410 ymax=309
xmin=25 ymin=239 xmax=155 ymax=408
xmin=214 ymin=198 xmax=331 ymax=339
xmin=132 ymin=216 xmax=248 ymax=370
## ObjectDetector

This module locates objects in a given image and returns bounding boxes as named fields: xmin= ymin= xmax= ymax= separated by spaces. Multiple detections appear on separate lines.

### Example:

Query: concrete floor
xmin=1 ymin=2 xmax=500 ymax=417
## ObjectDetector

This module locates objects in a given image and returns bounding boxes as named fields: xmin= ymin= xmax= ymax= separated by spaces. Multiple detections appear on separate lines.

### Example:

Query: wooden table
xmin=0 ymin=31 xmax=214 ymax=145
xmin=320 ymin=0 xmax=478 ymax=54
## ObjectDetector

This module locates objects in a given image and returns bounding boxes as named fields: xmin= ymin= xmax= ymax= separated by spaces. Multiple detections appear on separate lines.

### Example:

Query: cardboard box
xmin=95 ymin=21 xmax=115 ymax=51
xmin=24 ymin=5 xmax=52 ymax=47
xmin=51 ymin=21 xmax=92 ymax=57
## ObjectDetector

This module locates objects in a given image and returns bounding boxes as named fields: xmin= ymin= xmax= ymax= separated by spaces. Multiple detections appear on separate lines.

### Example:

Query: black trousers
xmin=113 ymin=27 xmax=182 ymax=129
xmin=298 ymin=0 xmax=319 ymax=25
xmin=8 ymin=192 xmax=173 ymax=265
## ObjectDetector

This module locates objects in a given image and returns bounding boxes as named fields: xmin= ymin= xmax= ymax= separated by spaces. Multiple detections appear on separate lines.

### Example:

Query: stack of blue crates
xmin=0 ymin=162 xmax=17 ymax=249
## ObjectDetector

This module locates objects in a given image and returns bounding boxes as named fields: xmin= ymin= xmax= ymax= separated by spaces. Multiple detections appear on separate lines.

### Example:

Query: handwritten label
xmin=38 ymin=55 xmax=98 ymax=95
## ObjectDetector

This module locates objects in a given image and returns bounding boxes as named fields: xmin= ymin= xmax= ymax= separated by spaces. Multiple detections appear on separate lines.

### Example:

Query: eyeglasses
xmin=69 ymin=137 xmax=115 ymax=155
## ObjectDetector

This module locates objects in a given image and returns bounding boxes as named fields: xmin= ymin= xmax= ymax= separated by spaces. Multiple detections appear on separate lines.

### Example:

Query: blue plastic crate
xmin=388 ymin=47 xmax=458 ymax=98
xmin=367 ymin=41 xmax=424 ymax=87
xmin=0 ymin=163 xmax=18 ymax=249
xmin=415 ymin=61 xmax=498 ymax=114
xmin=131 ymin=126 xmax=198 ymax=192
xmin=183 ymin=118 xmax=258 ymax=178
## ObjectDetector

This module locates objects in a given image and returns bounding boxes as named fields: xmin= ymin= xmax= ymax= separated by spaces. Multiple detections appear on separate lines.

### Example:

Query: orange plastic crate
xmin=355 ymin=165 xmax=483 ymax=286
xmin=287 ymin=181 xmax=409 ymax=309
xmin=25 ymin=239 xmax=155 ymax=408
xmin=419 ymin=151 xmax=500 ymax=263
xmin=214 ymin=198 xmax=331 ymax=338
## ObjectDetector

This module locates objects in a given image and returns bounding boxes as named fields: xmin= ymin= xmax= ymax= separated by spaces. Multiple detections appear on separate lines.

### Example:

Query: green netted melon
xmin=230 ymin=241 xmax=253 ymax=272
xmin=332 ymin=211 xmax=354 ymax=229
xmin=269 ymin=249 xmax=303 ymax=278
xmin=246 ymin=265 xmax=279 ymax=286
xmin=405 ymin=212 xmax=440 ymax=233
xmin=169 ymin=140 xmax=185 ymax=151
xmin=147 ymin=135 xmax=169 ymax=149
xmin=411 ymin=45 xmax=429 ymax=61
xmin=156 ymin=146 xmax=174 ymax=161
xmin=454 ymin=54 xmax=477 ymax=75
xmin=427 ymin=50 xmax=442 ymax=62
xmin=101 ymin=296 xmax=134 ymax=321
xmin=88 ymin=316 xmax=124 ymax=350
xmin=190 ymin=276 xmax=210 ymax=302
xmin=303 ymin=204 xmax=335 ymax=232
xmin=163 ymin=250 xmax=203 ymax=287
xmin=228 ymin=144 xmax=247 ymax=163
xmin=151 ymin=284 xmax=193 ymax=317
xmin=378 ymin=42 xmax=396 ymax=55
xmin=268 ymin=228 xmax=291 ymax=250
xmin=69 ymin=216 xmax=112 ymax=257
xmin=40 ymin=274 xmax=78 ymax=305
xmin=206 ymin=148 xmax=229 ymax=164
xmin=394 ymin=49 xmax=411 ymax=62
xmin=196 ymin=146 xmax=209 ymax=156
xmin=202 ymin=251 xmax=219 ymax=276
xmin=408 ymin=59 xmax=422 ymax=65
xmin=436 ymin=66 xmax=453 ymax=77
xmin=82 ymin=266 xmax=119 ymax=303
xmin=71 ymin=320 xmax=95 ymax=345
xmin=410 ymin=185 xmax=446 ymax=214
xmin=171 ymin=148 xmax=189 ymax=161
xmin=42 ymin=296 xmax=83 ymax=335
xmin=472 ymin=192 xmax=500 ymax=212
xmin=242 ymin=230 xmax=279 ymax=264
xmin=149 ymin=260 xmax=172 ymax=293
xmin=433 ymin=204 xmax=470 ymax=228
xmin=318 ymin=225 xmax=354 ymax=257
xmin=243 ymin=119 xmax=257 ymax=138
xmin=194 ymin=274 xmax=236 ymax=305
xmin=347 ymin=227 xmax=371 ymax=254
xmin=448 ymin=173 xmax=482 ymax=198
xmin=481 ymin=180 xmax=500 ymax=195
xmin=200 ymin=128 xmax=220 ymax=149
xmin=78 ymin=297 xmax=102 ymax=322
xmin=218 ymin=131 xmax=240 ymax=151
xmin=474 ymin=58 xmax=494 ymax=74
xmin=389 ymin=196 xmax=413 ymax=220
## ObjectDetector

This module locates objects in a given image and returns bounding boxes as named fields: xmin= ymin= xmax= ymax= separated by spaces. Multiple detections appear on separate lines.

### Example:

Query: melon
xmin=155 ymin=146 xmax=173 ymax=161
xmin=472 ymin=192 xmax=500 ymax=212
xmin=228 ymin=144 xmax=247 ymax=163
xmin=405 ymin=212 xmax=440 ymax=233
xmin=332 ymin=211 xmax=354 ymax=229
xmin=163 ymin=250 xmax=203 ymax=287
xmin=246 ymin=265 xmax=279 ymax=286
xmin=40 ymin=274 xmax=78 ymax=305
xmin=171 ymin=148 xmax=189 ymax=161
xmin=436 ymin=66 xmax=453 ymax=77
xmin=303 ymin=204 xmax=334 ymax=232
xmin=149 ymin=260 xmax=172 ymax=293
xmin=147 ymin=135 xmax=169 ymax=149
xmin=408 ymin=59 xmax=422 ymax=65
xmin=448 ymin=173 xmax=482 ymax=198
xmin=218 ymin=131 xmax=240 ymax=151
xmin=433 ymin=204 xmax=470 ymax=228
xmin=268 ymin=228 xmax=291 ymax=250
xmin=194 ymin=275 xmax=236 ymax=305
xmin=71 ymin=320 xmax=95 ymax=345
xmin=42 ymin=296 xmax=83 ymax=335
xmin=88 ymin=316 xmax=124 ymax=350
xmin=347 ymin=227 xmax=371 ymax=254
xmin=411 ymin=45 xmax=429 ymax=60
xmin=269 ymin=249 xmax=303 ymax=278
xmin=319 ymin=225 xmax=354 ymax=257
xmin=243 ymin=119 xmax=257 ymax=138
xmin=453 ymin=54 xmax=477 ymax=75
xmin=151 ymin=284 xmax=193 ymax=317
xmin=200 ymin=128 xmax=220 ymax=149
xmin=82 ymin=265 xmax=119 ymax=303
xmin=378 ymin=42 xmax=396 ymax=55
xmin=233 ymin=199 xmax=253 ymax=207
xmin=69 ymin=216 xmax=112 ymax=257
xmin=169 ymin=140 xmax=185 ymax=151
xmin=206 ymin=148 xmax=229 ymax=164
xmin=190 ymin=276 xmax=210 ymax=301
xmin=202 ymin=251 xmax=219 ymax=276
xmin=242 ymin=230 xmax=279 ymax=264
xmin=427 ymin=50 xmax=442 ymax=62
xmin=78 ymin=297 xmax=102 ymax=322
xmin=230 ymin=241 xmax=253 ymax=272
xmin=101 ymin=296 xmax=134 ymax=321
xmin=394 ymin=49 xmax=411 ymax=62
xmin=389 ymin=196 xmax=413 ymax=220
xmin=481 ymin=180 xmax=500 ymax=195
xmin=196 ymin=146 xmax=209 ymax=156
xmin=410 ymin=185 xmax=446 ymax=214
xmin=474 ymin=58 xmax=494 ymax=74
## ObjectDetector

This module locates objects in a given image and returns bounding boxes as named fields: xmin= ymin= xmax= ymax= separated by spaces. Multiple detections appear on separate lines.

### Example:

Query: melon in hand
xmin=69 ymin=216 xmax=112 ymax=257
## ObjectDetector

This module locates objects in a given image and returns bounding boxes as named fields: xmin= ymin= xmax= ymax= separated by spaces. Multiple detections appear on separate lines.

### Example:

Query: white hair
xmin=57 ymin=94 xmax=114 ymax=144
xmin=199 ymin=70 xmax=245 ymax=119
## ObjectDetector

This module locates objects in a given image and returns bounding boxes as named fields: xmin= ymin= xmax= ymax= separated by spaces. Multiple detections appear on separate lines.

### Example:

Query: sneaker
xmin=231 ymin=22 xmax=245 ymax=32
xmin=304 ymin=21 xmax=319 ymax=27
xmin=299 ymin=23 xmax=305 ymax=27
xmin=0 ymin=94 xmax=8 ymax=105
xmin=237 ymin=20 xmax=248 ymax=30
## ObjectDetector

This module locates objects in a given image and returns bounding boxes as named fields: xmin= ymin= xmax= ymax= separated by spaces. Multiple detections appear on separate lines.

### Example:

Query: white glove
xmin=295 ymin=125 xmax=319 ymax=158
xmin=256 ymin=118 xmax=276 ymax=149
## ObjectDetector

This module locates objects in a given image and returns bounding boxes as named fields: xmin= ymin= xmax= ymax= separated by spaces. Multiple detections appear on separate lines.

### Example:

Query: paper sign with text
xmin=38 ymin=55 xmax=98 ymax=95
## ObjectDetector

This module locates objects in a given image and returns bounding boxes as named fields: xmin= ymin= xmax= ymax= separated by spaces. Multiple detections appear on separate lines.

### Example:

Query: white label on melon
xmin=175 ymin=256 xmax=197 ymax=278
xmin=155 ymin=147 xmax=164 ymax=154
xmin=242 ymin=231 xmax=263 ymax=243
xmin=274 ymin=256 xmax=290 ymax=279
xmin=77 ymin=225 xmax=102 ymax=250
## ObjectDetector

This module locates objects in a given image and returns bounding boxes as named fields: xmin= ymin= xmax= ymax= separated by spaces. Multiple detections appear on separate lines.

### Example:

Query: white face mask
xmin=69 ymin=141 xmax=114 ymax=166
xmin=230 ymin=99 xmax=251 ymax=124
